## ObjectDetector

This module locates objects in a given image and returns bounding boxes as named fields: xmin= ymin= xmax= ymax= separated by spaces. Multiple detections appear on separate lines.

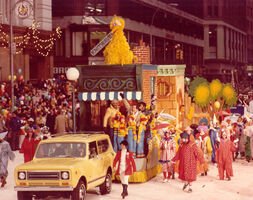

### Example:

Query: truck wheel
xmin=17 ymin=191 xmax=32 ymax=200
xmin=99 ymin=172 xmax=112 ymax=195
xmin=71 ymin=180 xmax=86 ymax=200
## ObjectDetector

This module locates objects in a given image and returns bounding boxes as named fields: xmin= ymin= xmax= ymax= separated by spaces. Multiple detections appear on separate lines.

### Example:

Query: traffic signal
xmin=180 ymin=50 xmax=183 ymax=60
xmin=176 ymin=49 xmax=180 ymax=60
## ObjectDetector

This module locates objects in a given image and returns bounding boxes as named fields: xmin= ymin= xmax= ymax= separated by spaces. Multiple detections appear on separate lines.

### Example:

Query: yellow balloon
xmin=214 ymin=101 xmax=220 ymax=109
xmin=8 ymin=75 xmax=17 ymax=81
xmin=3 ymin=109 xmax=8 ymax=116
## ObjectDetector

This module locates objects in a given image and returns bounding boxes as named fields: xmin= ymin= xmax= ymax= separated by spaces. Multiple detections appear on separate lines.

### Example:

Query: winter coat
xmin=19 ymin=137 xmax=38 ymax=162
xmin=172 ymin=141 xmax=204 ymax=182
xmin=113 ymin=150 xmax=136 ymax=175
xmin=54 ymin=114 xmax=67 ymax=133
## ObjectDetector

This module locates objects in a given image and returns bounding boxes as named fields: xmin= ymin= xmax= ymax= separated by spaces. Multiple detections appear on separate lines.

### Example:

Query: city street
xmin=2 ymin=151 xmax=253 ymax=200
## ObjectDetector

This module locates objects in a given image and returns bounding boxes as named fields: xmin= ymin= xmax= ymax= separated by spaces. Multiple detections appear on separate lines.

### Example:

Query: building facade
xmin=52 ymin=0 xmax=204 ymax=77
xmin=163 ymin=0 xmax=249 ymax=82
xmin=0 ymin=0 xmax=54 ymax=81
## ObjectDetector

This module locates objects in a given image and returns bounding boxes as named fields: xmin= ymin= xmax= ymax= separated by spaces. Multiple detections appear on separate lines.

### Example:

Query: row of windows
xmin=54 ymin=29 xmax=203 ymax=66
xmin=207 ymin=25 xmax=246 ymax=62
xmin=84 ymin=0 xmax=107 ymax=16
xmin=118 ymin=0 xmax=203 ymax=40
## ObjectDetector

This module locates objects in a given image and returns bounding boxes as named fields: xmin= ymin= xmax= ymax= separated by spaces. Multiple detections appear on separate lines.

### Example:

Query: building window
xmin=129 ymin=30 xmax=141 ymax=49
xmin=208 ymin=6 xmax=212 ymax=16
xmin=84 ymin=0 xmax=106 ymax=16
xmin=214 ymin=6 xmax=218 ymax=17
xmin=209 ymin=25 xmax=217 ymax=47
xmin=72 ymin=32 xmax=88 ymax=56
xmin=55 ymin=30 xmax=65 ymax=57
xmin=90 ymin=31 xmax=107 ymax=56
xmin=157 ymin=79 xmax=171 ymax=98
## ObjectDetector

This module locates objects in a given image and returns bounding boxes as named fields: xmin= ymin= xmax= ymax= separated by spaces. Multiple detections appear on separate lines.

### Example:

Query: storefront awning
xmin=78 ymin=91 xmax=142 ymax=101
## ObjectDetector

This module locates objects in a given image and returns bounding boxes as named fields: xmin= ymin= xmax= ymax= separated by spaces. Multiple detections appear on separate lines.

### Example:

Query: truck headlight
xmin=61 ymin=171 xmax=69 ymax=180
xmin=18 ymin=171 xmax=26 ymax=180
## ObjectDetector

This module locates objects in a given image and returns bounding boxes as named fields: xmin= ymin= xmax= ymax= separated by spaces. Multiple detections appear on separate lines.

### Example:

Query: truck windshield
xmin=36 ymin=143 xmax=86 ymax=158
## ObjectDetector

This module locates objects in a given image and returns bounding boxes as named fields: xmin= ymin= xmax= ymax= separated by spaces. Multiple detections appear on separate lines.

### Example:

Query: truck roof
xmin=39 ymin=132 xmax=108 ymax=143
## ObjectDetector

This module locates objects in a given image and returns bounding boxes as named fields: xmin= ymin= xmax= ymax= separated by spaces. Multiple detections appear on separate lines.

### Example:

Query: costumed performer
xmin=118 ymin=115 xmax=127 ymax=150
xmin=0 ymin=131 xmax=15 ymax=187
xmin=215 ymin=130 xmax=236 ymax=180
xmin=112 ymin=112 xmax=121 ymax=152
xmin=126 ymin=115 xmax=137 ymax=157
xmin=136 ymin=115 xmax=147 ymax=158
xmin=172 ymin=131 xmax=204 ymax=193
xmin=159 ymin=128 xmax=176 ymax=183
xmin=209 ymin=122 xmax=219 ymax=163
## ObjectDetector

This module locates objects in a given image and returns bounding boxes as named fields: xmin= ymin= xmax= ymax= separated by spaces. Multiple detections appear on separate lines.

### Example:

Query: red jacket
xmin=19 ymin=138 xmax=40 ymax=163
xmin=113 ymin=150 xmax=136 ymax=175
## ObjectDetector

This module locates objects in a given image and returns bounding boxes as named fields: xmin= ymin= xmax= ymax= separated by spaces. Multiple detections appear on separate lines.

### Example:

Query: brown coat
xmin=54 ymin=114 xmax=67 ymax=133
xmin=103 ymin=105 xmax=119 ymax=128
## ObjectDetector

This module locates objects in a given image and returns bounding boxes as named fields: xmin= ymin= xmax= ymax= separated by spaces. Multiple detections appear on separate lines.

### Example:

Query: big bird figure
xmin=103 ymin=16 xmax=137 ymax=65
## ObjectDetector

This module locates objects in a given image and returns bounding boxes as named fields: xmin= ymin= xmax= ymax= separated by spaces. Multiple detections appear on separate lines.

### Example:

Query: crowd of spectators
xmin=0 ymin=75 xmax=80 ymax=151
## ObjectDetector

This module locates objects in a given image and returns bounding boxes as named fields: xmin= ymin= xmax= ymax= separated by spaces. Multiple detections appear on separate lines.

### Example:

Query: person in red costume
xmin=19 ymin=128 xmax=40 ymax=163
xmin=215 ymin=130 xmax=237 ymax=180
xmin=172 ymin=132 xmax=204 ymax=193
xmin=113 ymin=140 xmax=136 ymax=199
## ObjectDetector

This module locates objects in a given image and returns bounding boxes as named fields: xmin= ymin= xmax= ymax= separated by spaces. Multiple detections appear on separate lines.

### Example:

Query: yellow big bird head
xmin=110 ymin=16 xmax=125 ymax=33
xmin=103 ymin=15 xmax=138 ymax=65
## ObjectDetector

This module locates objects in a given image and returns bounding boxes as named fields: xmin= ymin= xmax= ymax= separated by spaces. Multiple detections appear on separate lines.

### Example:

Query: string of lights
xmin=0 ymin=21 xmax=62 ymax=56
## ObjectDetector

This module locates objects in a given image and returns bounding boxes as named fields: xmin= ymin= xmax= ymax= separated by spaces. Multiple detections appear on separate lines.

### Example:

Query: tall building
xmin=52 ymin=0 xmax=205 ymax=77
xmin=0 ymin=0 xmax=55 ymax=81
xmin=163 ymin=0 xmax=249 ymax=82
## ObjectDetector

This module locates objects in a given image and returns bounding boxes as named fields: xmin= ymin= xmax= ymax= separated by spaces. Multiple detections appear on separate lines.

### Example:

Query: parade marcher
xmin=216 ymin=130 xmax=237 ymax=180
xmin=113 ymin=140 xmax=136 ymax=199
xmin=172 ymin=132 xmax=204 ymax=193
xmin=126 ymin=115 xmax=137 ymax=157
xmin=159 ymin=128 xmax=176 ymax=183
xmin=103 ymin=100 xmax=119 ymax=144
xmin=136 ymin=115 xmax=147 ymax=158
xmin=19 ymin=127 xmax=38 ymax=163
xmin=0 ymin=131 xmax=15 ymax=187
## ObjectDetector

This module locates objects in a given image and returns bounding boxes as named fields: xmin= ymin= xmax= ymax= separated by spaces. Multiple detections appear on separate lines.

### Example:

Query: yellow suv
xmin=14 ymin=132 xmax=115 ymax=200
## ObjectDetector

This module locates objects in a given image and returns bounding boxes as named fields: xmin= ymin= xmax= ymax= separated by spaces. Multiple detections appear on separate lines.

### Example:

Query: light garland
xmin=0 ymin=21 xmax=62 ymax=56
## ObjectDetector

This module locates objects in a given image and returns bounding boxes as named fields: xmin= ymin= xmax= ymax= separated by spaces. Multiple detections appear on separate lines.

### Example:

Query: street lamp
xmin=66 ymin=67 xmax=80 ymax=133
xmin=9 ymin=0 xmax=33 ymax=112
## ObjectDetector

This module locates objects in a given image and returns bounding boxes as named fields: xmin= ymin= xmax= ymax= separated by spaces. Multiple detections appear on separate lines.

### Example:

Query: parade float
xmin=185 ymin=76 xmax=238 ymax=126
xmin=76 ymin=16 xmax=187 ymax=182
